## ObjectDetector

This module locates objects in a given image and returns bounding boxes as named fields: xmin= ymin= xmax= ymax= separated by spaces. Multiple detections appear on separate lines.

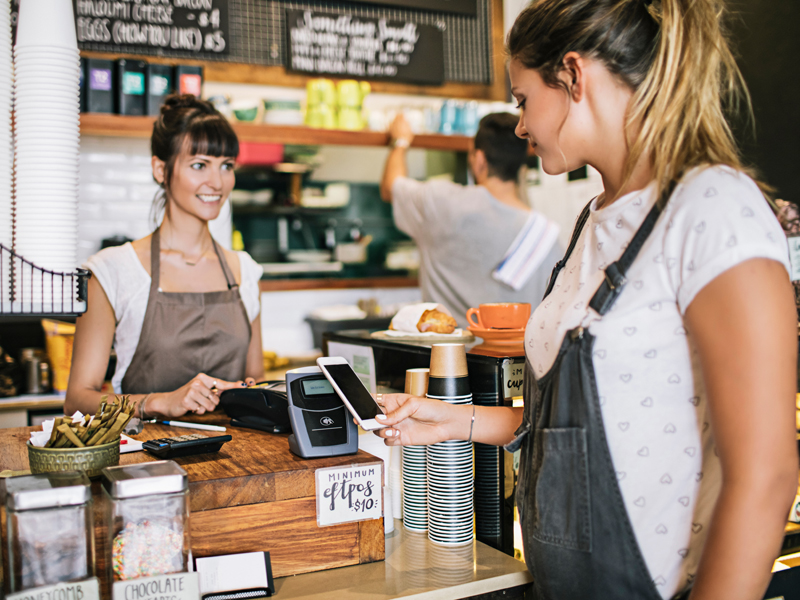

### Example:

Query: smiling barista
xmin=65 ymin=94 xmax=264 ymax=419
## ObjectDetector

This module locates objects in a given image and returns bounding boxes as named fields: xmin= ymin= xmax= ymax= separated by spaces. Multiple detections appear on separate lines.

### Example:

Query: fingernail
xmin=375 ymin=414 xmax=387 ymax=421
xmin=385 ymin=429 xmax=395 ymax=437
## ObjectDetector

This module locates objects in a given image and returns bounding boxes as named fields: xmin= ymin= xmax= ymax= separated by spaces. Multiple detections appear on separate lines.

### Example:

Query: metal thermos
xmin=21 ymin=348 xmax=50 ymax=394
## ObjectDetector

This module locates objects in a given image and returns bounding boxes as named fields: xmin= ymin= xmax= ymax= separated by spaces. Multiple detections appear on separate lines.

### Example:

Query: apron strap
xmin=211 ymin=238 xmax=238 ymax=290
xmin=542 ymin=199 xmax=593 ymax=299
xmin=589 ymin=180 xmax=677 ymax=316
xmin=149 ymin=228 xmax=162 ymax=294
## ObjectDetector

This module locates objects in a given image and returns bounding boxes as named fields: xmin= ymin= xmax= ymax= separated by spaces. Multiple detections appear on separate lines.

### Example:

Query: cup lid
xmin=102 ymin=459 xmax=187 ymax=499
xmin=5 ymin=470 xmax=91 ymax=511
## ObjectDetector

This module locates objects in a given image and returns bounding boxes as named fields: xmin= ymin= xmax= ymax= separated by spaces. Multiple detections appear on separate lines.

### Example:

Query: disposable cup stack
xmin=402 ymin=368 xmax=430 ymax=532
xmin=425 ymin=344 xmax=475 ymax=547
xmin=13 ymin=0 xmax=80 ymax=296
xmin=0 ymin=0 xmax=12 ymax=303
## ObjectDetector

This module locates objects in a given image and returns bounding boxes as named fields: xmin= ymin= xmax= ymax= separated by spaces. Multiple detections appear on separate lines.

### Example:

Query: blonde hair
xmin=507 ymin=0 xmax=761 ymax=205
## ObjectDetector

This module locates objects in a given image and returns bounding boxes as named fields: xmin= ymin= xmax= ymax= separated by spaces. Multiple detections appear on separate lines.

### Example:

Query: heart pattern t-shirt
xmin=524 ymin=166 xmax=790 ymax=599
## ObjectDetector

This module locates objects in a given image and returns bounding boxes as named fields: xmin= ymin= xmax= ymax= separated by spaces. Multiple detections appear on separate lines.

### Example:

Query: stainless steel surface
xmin=5 ymin=471 xmax=91 ymax=511
xmin=101 ymin=459 xmax=188 ymax=499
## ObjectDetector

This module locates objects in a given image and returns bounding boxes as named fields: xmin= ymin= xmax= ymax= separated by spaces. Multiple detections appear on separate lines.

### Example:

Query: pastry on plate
xmin=390 ymin=303 xmax=458 ymax=334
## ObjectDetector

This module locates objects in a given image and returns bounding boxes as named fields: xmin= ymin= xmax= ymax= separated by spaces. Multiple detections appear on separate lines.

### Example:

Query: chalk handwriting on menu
xmin=315 ymin=464 xmax=383 ymax=527
xmin=286 ymin=9 xmax=444 ymax=85
xmin=73 ymin=0 xmax=229 ymax=54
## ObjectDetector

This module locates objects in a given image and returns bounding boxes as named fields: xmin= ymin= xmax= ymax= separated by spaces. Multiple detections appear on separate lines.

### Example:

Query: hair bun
xmin=161 ymin=93 xmax=206 ymax=115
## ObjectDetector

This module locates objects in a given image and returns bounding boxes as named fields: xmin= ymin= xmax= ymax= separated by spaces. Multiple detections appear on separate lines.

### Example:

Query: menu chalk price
xmin=7 ymin=577 xmax=100 ymax=600
xmin=112 ymin=572 xmax=198 ymax=600
xmin=315 ymin=464 xmax=383 ymax=527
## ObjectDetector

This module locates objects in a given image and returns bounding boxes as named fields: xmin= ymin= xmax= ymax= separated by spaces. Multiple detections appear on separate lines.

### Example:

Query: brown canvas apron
xmin=121 ymin=228 xmax=252 ymax=394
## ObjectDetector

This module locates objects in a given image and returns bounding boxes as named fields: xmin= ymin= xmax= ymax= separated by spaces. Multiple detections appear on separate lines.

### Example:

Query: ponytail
xmin=507 ymin=0 xmax=760 ymax=205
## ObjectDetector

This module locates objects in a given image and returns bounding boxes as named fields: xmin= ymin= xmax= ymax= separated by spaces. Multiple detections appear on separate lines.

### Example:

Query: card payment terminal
xmin=285 ymin=366 xmax=358 ymax=458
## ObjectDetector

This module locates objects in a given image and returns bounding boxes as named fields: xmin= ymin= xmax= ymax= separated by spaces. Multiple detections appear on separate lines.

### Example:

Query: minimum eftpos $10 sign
xmin=316 ymin=463 xmax=383 ymax=527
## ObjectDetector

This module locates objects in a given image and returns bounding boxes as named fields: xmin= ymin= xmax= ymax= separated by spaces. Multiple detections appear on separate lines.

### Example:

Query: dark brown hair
xmin=474 ymin=112 xmax=529 ymax=182
xmin=507 ymin=0 xmax=755 ymax=204
xmin=151 ymin=94 xmax=239 ymax=219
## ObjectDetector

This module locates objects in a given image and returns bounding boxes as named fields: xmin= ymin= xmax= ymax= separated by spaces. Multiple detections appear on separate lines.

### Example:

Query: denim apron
xmin=509 ymin=183 xmax=690 ymax=599
xmin=121 ymin=227 xmax=251 ymax=394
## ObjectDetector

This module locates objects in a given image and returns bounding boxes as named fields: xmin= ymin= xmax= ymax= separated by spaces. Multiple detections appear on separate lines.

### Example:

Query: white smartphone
xmin=316 ymin=356 xmax=387 ymax=431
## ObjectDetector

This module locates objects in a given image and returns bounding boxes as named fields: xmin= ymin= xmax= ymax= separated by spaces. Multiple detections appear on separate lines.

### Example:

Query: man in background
xmin=381 ymin=112 xmax=561 ymax=329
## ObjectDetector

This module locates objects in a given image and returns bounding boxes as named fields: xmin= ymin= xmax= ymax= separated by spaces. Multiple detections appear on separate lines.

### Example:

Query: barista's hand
xmin=388 ymin=114 xmax=414 ymax=146
xmin=150 ymin=374 xmax=244 ymax=417
xmin=373 ymin=393 xmax=465 ymax=446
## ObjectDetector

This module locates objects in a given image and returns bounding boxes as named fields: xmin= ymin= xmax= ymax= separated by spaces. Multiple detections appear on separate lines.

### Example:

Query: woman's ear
xmin=562 ymin=51 xmax=585 ymax=102
xmin=152 ymin=155 xmax=165 ymax=186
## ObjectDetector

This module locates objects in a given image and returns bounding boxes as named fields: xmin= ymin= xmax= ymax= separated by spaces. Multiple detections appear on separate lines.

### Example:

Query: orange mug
xmin=466 ymin=303 xmax=531 ymax=330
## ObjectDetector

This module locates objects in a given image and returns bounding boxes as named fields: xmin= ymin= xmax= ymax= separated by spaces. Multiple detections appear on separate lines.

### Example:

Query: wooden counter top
xmin=0 ymin=413 xmax=385 ymax=595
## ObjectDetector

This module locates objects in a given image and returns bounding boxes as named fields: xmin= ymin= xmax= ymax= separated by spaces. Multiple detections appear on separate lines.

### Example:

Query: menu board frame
xmin=344 ymin=0 xmax=478 ymax=17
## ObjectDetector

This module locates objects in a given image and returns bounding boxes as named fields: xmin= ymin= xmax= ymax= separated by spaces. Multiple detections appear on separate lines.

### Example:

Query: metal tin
xmin=101 ymin=460 xmax=188 ymax=499
xmin=5 ymin=471 xmax=91 ymax=511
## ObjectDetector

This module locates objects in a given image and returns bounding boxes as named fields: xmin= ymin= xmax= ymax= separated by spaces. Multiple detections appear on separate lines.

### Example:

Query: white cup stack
xmin=13 ymin=0 xmax=80 ymax=296
xmin=0 ymin=0 xmax=13 ymax=303
xmin=402 ymin=368 xmax=431 ymax=533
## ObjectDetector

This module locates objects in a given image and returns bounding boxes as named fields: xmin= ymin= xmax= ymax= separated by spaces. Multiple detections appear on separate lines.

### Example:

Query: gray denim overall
xmin=509 ymin=183 xmax=690 ymax=600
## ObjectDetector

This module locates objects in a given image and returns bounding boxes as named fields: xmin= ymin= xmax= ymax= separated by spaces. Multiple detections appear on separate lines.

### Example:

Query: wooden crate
xmin=0 ymin=416 xmax=384 ymax=598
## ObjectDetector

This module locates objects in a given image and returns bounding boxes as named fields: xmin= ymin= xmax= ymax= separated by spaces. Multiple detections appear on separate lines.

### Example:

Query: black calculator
xmin=142 ymin=433 xmax=232 ymax=458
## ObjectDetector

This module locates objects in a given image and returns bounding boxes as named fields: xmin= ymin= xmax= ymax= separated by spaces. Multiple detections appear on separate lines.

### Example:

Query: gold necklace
xmin=164 ymin=234 xmax=212 ymax=267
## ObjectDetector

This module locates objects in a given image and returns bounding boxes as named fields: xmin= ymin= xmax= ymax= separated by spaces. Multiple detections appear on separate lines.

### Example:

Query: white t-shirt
xmin=84 ymin=242 xmax=263 ymax=393
xmin=525 ymin=166 xmax=790 ymax=598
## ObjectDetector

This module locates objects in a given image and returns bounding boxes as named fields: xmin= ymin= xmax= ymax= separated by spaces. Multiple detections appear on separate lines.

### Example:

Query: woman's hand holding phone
xmin=148 ymin=373 xmax=245 ymax=417
xmin=373 ymin=393 xmax=466 ymax=446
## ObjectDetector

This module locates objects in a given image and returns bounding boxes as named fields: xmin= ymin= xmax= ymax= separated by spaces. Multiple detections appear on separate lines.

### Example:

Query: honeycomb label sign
xmin=72 ymin=0 xmax=229 ymax=55
xmin=286 ymin=9 xmax=444 ymax=85
xmin=7 ymin=577 xmax=100 ymax=600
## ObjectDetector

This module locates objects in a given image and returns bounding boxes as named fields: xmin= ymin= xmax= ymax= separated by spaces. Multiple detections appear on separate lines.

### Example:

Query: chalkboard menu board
xmin=346 ymin=0 xmax=477 ymax=17
xmin=285 ymin=9 xmax=444 ymax=84
xmin=73 ymin=0 xmax=229 ymax=55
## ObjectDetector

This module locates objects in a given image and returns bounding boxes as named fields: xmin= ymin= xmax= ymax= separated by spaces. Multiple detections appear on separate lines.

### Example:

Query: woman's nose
xmin=515 ymin=116 xmax=528 ymax=139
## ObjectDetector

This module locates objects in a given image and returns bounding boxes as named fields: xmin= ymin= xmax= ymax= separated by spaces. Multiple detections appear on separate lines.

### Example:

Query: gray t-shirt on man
xmin=392 ymin=176 xmax=562 ymax=329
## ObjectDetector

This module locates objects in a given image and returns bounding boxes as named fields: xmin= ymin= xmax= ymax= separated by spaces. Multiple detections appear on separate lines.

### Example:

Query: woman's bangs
xmin=186 ymin=116 xmax=239 ymax=159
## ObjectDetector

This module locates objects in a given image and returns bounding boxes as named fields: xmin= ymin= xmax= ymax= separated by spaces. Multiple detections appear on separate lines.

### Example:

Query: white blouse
xmin=525 ymin=166 xmax=790 ymax=598
xmin=84 ymin=242 xmax=263 ymax=393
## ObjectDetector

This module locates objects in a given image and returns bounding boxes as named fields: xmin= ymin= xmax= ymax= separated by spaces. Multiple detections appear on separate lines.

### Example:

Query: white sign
xmin=315 ymin=463 xmax=383 ymax=527
xmin=7 ymin=577 xmax=100 ymax=600
xmin=788 ymin=236 xmax=800 ymax=282
xmin=502 ymin=359 xmax=525 ymax=400
xmin=112 ymin=572 xmax=199 ymax=600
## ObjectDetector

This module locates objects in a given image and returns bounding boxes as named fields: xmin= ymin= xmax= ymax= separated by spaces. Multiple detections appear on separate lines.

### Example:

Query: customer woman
xmin=375 ymin=1 xmax=798 ymax=599
xmin=66 ymin=94 xmax=264 ymax=418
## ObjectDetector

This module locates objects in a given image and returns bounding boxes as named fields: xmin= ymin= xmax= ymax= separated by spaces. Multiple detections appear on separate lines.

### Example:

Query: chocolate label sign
xmin=112 ymin=572 xmax=198 ymax=600
xmin=72 ymin=0 xmax=229 ymax=55
xmin=286 ymin=9 xmax=444 ymax=85
xmin=7 ymin=577 xmax=100 ymax=600
xmin=315 ymin=463 xmax=383 ymax=527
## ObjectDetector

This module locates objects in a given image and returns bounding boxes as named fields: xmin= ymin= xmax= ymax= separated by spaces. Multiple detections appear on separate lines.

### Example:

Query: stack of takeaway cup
xmin=402 ymin=368 xmax=431 ymax=532
xmin=0 ymin=1 xmax=12 ymax=302
xmin=13 ymin=0 xmax=80 ymax=304
xmin=426 ymin=344 xmax=475 ymax=546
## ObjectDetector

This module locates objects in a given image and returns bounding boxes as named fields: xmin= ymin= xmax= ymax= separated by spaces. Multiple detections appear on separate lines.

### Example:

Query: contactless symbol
xmin=320 ymin=416 xmax=334 ymax=426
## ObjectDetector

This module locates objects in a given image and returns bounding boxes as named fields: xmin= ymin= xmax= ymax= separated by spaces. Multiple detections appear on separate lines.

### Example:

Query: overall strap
xmin=589 ymin=180 xmax=677 ymax=316
xmin=149 ymin=228 xmax=162 ymax=293
xmin=211 ymin=237 xmax=237 ymax=290
xmin=543 ymin=200 xmax=592 ymax=299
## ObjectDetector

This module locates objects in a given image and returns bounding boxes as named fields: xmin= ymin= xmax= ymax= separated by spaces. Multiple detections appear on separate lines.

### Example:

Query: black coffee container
xmin=147 ymin=64 xmax=173 ymax=115
xmin=84 ymin=58 xmax=114 ymax=113
xmin=174 ymin=65 xmax=203 ymax=97
xmin=115 ymin=59 xmax=147 ymax=116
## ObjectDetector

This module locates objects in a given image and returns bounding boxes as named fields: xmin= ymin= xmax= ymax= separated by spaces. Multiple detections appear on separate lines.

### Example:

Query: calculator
xmin=142 ymin=433 xmax=232 ymax=458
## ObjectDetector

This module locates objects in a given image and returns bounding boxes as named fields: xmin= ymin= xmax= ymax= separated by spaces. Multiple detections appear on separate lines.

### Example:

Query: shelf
xmin=258 ymin=275 xmax=418 ymax=292
xmin=79 ymin=113 xmax=473 ymax=152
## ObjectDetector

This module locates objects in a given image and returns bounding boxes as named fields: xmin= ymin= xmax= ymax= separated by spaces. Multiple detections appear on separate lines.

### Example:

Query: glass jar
xmin=5 ymin=471 xmax=94 ymax=592
xmin=101 ymin=460 xmax=189 ymax=582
